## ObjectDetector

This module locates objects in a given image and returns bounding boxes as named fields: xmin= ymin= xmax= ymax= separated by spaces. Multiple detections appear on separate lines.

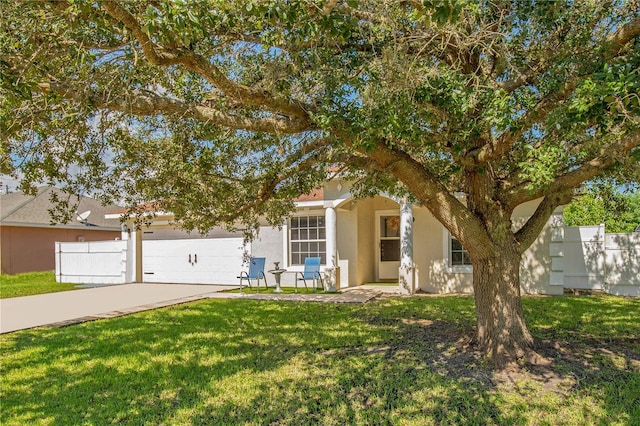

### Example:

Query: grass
xmin=0 ymin=271 xmax=77 ymax=299
xmin=1 ymin=294 xmax=638 ymax=425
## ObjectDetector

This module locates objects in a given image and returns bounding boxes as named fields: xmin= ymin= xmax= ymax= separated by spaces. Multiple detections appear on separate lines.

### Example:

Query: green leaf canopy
xmin=1 ymin=0 xmax=638 ymax=240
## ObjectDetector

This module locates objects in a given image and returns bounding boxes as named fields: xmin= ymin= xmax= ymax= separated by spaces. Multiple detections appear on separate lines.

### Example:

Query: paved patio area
xmin=0 ymin=283 xmax=384 ymax=334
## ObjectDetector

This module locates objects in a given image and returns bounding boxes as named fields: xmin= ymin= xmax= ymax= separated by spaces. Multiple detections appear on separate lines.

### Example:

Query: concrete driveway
xmin=0 ymin=283 xmax=235 ymax=334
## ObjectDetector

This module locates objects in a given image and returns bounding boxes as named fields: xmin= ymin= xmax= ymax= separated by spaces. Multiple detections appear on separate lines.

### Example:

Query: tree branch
xmin=609 ymin=16 xmax=640 ymax=55
xmin=100 ymin=0 xmax=181 ymax=66
xmin=212 ymin=154 xmax=325 ymax=224
xmin=506 ymin=130 xmax=640 ymax=208
xmin=497 ymin=16 xmax=640 ymax=93
xmin=514 ymin=191 xmax=572 ymax=253
xmin=550 ymin=131 xmax=640 ymax=190
xmin=465 ymin=80 xmax=578 ymax=166
xmin=36 ymin=82 xmax=314 ymax=134
xmin=180 ymin=54 xmax=314 ymax=120
xmin=335 ymin=154 xmax=386 ymax=172
xmin=467 ymin=17 xmax=640 ymax=167
xmin=100 ymin=0 xmax=314 ymax=121
xmin=364 ymin=140 xmax=496 ymax=254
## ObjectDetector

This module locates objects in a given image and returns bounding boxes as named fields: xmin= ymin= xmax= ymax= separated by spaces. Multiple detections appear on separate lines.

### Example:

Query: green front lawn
xmin=0 ymin=272 xmax=77 ymax=299
xmin=1 ymin=294 xmax=638 ymax=425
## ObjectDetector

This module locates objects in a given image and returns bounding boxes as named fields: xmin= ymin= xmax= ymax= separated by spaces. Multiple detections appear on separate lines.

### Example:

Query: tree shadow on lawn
xmin=1 ymin=296 xmax=638 ymax=425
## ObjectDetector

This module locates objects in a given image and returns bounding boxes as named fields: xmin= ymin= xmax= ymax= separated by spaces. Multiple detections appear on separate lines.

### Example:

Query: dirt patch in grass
xmin=370 ymin=294 xmax=640 ymax=396
xmin=359 ymin=295 xmax=639 ymax=398
xmin=498 ymin=337 xmax=636 ymax=395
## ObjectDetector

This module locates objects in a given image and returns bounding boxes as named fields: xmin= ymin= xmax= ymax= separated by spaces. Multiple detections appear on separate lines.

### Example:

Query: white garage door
xmin=143 ymin=238 xmax=246 ymax=284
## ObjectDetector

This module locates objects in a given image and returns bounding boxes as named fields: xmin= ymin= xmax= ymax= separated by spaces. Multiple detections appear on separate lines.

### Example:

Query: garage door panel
xmin=143 ymin=238 xmax=246 ymax=284
xmin=143 ymin=260 xmax=245 ymax=270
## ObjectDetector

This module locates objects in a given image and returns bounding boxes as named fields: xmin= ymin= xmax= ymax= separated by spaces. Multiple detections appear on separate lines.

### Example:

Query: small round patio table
xmin=268 ymin=269 xmax=287 ymax=293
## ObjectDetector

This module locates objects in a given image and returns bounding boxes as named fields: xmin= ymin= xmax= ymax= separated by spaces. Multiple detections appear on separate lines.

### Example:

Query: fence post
xmin=55 ymin=242 xmax=62 ymax=283
xmin=549 ymin=213 xmax=565 ymax=289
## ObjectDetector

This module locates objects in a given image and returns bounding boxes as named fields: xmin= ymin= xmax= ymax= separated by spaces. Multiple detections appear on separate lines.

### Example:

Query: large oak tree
xmin=2 ymin=1 xmax=639 ymax=365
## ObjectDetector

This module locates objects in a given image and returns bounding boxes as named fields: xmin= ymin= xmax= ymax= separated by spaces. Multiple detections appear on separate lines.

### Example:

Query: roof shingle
xmin=0 ymin=187 xmax=121 ymax=229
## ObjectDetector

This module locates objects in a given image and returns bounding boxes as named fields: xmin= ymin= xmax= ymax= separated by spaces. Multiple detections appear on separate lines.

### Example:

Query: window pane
xmin=380 ymin=239 xmax=400 ymax=262
xmin=289 ymin=215 xmax=326 ymax=265
xmin=450 ymin=236 xmax=471 ymax=266
xmin=320 ymin=253 xmax=326 ymax=264
xmin=381 ymin=216 xmax=400 ymax=237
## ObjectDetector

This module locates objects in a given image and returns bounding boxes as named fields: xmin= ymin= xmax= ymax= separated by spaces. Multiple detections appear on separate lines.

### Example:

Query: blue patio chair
xmin=295 ymin=257 xmax=324 ymax=292
xmin=238 ymin=257 xmax=268 ymax=292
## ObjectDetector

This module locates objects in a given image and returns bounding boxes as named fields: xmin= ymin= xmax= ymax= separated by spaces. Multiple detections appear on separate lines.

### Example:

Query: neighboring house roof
xmin=106 ymin=189 xmax=328 ymax=220
xmin=0 ymin=187 xmax=121 ymax=230
xmin=294 ymin=188 xmax=324 ymax=202
xmin=106 ymin=201 xmax=165 ymax=217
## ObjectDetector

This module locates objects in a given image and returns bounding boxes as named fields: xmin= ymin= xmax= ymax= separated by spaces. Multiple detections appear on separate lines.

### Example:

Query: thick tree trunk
xmin=471 ymin=244 xmax=533 ymax=366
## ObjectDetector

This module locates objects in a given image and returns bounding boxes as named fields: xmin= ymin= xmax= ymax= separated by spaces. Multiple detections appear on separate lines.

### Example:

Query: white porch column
xmin=399 ymin=201 xmax=417 ymax=294
xmin=324 ymin=205 xmax=339 ymax=291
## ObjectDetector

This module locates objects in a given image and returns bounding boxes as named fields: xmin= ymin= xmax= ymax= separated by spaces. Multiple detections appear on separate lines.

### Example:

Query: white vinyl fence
xmin=604 ymin=233 xmax=640 ymax=296
xmin=55 ymin=240 xmax=132 ymax=284
xmin=562 ymin=225 xmax=605 ymax=290
xmin=550 ymin=222 xmax=640 ymax=296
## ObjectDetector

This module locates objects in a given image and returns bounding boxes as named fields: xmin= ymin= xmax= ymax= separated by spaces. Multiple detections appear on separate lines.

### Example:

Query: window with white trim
xmin=450 ymin=236 xmax=472 ymax=267
xmin=290 ymin=215 xmax=326 ymax=265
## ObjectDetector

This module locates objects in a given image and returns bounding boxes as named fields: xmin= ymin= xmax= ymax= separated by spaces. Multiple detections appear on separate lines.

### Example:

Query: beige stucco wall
xmin=335 ymin=205 xmax=358 ymax=288
xmin=323 ymin=180 xmax=349 ymax=201
xmin=413 ymin=206 xmax=474 ymax=293
xmin=350 ymin=196 xmax=402 ymax=284
xmin=355 ymin=198 xmax=375 ymax=285
xmin=329 ymin=194 xmax=557 ymax=294
xmin=414 ymin=199 xmax=560 ymax=295
xmin=253 ymin=224 xmax=284 ymax=267
xmin=344 ymin=195 xmax=473 ymax=291
xmin=1 ymin=225 xmax=120 ymax=275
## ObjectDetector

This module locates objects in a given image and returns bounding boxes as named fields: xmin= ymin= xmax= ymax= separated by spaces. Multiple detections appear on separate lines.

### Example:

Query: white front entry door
xmin=142 ymin=238 xmax=246 ymax=284
xmin=376 ymin=211 xmax=400 ymax=280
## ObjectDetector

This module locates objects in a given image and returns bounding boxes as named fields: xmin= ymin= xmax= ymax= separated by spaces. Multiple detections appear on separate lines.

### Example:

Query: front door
xmin=377 ymin=211 xmax=400 ymax=280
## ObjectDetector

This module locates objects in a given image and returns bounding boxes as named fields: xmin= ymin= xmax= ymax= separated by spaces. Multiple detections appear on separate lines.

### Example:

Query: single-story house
xmin=1 ymin=187 xmax=121 ymax=275
xmin=104 ymin=179 xmax=564 ymax=295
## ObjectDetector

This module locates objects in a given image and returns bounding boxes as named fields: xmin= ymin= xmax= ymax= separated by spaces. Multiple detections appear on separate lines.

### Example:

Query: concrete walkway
xmin=0 ymin=284 xmax=382 ymax=334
